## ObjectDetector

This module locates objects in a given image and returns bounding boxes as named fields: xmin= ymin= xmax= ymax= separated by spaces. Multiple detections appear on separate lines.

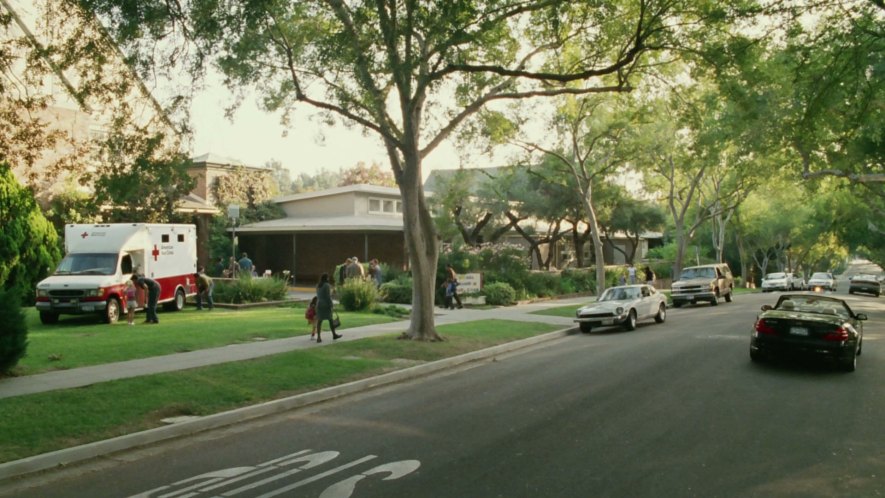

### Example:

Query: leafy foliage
xmin=380 ymin=275 xmax=413 ymax=305
xmin=212 ymin=275 xmax=288 ymax=304
xmin=482 ymin=282 xmax=516 ymax=306
xmin=338 ymin=277 xmax=380 ymax=312
xmin=0 ymin=164 xmax=62 ymax=304
xmin=339 ymin=162 xmax=396 ymax=188
xmin=0 ymin=287 xmax=27 ymax=374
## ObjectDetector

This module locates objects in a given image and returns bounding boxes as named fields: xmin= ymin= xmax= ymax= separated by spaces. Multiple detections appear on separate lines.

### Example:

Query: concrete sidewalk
xmin=0 ymin=296 xmax=587 ymax=400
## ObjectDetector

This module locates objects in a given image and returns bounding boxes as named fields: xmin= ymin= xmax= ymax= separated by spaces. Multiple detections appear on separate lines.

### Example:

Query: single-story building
xmin=234 ymin=184 xmax=407 ymax=284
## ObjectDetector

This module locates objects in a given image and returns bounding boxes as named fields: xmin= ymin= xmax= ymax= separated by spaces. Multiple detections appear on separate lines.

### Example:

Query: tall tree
xmin=339 ymin=161 xmax=397 ymax=187
xmin=81 ymin=0 xmax=734 ymax=340
xmin=0 ymin=163 xmax=62 ymax=305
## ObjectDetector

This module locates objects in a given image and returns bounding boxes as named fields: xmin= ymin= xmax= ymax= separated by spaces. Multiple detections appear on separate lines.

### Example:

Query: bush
xmin=561 ymin=268 xmax=596 ymax=293
xmin=338 ymin=277 xmax=379 ymax=311
xmin=524 ymin=272 xmax=560 ymax=298
xmin=483 ymin=282 xmax=517 ymax=306
xmin=0 ymin=288 xmax=28 ymax=374
xmin=213 ymin=275 xmax=288 ymax=304
xmin=379 ymin=275 xmax=412 ymax=304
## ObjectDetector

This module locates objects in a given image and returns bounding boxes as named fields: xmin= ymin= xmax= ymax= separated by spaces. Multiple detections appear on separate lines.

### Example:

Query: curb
xmin=0 ymin=326 xmax=576 ymax=482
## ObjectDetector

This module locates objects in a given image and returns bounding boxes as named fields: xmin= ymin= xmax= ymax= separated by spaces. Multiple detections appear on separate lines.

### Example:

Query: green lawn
xmin=14 ymin=304 xmax=403 ymax=375
xmin=0 ymin=319 xmax=560 ymax=463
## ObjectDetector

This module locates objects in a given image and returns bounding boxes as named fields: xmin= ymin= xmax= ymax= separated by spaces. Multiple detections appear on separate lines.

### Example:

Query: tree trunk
xmin=398 ymin=155 xmax=441 ymax=341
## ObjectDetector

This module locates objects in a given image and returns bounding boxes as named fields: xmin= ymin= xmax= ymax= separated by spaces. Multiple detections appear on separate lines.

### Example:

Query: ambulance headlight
xmin=84 ymin=288 xmax=102 ymax=297
xmin=36 ymin=289 xmax=49 ymax=297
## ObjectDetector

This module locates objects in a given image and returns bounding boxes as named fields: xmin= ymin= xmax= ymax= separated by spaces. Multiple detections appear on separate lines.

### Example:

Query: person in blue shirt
xmin=238 ymin=252 xmax=254 ymax=275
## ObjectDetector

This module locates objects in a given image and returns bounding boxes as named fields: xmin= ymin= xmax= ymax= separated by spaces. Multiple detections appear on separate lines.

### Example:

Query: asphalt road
xmin=4 ymin=289 xmax=884 ymax=498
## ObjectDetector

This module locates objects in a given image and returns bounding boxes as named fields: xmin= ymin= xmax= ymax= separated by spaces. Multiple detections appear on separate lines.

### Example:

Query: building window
xmin=369 ymin=197 xmax=402 ymax=215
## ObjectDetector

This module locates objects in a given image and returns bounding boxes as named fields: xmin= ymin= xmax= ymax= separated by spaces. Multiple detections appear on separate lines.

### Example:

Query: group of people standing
xmin=336 ymin=256 xmax=384 ymax=288
xmin=620 ymin=264 xmax=656 ymax=286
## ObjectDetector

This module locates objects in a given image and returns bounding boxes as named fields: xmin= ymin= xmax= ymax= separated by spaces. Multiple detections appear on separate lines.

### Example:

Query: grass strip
xmin=0 ymin=319 xmax=560 ymax=463
xmin=15 ymin=305 xmax=401 ymax=375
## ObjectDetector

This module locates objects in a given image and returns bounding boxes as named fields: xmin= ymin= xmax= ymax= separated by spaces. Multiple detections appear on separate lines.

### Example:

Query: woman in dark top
xmin=315 ymin=273 xmax=342 ymax=342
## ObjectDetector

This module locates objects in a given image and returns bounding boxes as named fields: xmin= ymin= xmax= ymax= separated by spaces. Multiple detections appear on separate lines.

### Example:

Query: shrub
xmin=561 ymin=268 xmax=596 ymax=293
xmin=380 ymin=275 xmax=412 ymax=304
xmin=483 ymin=282 xmax=516 ymax=306
xmin=213 ymin=275 xmax=288 ymax=304
xmin=524 ymin=271 xmax=560 ymax=298
xmin=0 ymin=288 xmax=28 ymax=374
xmin=338 ymin=277 xmax=379 ymax=311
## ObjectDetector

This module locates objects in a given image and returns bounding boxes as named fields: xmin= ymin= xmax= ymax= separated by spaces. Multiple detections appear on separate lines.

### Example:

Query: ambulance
xmin=35 ymin=223 xmax=198 ymax=324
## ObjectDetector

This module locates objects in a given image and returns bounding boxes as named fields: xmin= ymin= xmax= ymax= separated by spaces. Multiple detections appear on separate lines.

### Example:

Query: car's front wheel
xmin=39 ymin=311 xmax=59 ymax=325
xmin=654 ymin=304 xmax=666 ymax=323
xmin=579 ymin=322 xmax=592 ymax=333
xmin=624 ymin=309 xmax=637 ymax=331
xmin=750 ymin=349 xmax=763 ymax=363
xmin=104 ymin=297 xmax=121 ymax=324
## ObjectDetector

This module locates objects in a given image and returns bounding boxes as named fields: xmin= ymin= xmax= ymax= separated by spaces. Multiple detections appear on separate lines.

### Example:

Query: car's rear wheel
xmin=579 ymin=322 xmax=592 ymax=333
xmin=750 ymin=349 xmax=763 ymax=363
xmin=624 ymin=309 xmax=637 ymax=331
xmin=839 ymin=352 xmax=857 ymax=372
xmin=724 ymin=291 xmax=733 ymax=303
xmin=164 ymin=288 xmax=186 ymax=312
xmin=654 ymin=304 xmax=666 ymax=323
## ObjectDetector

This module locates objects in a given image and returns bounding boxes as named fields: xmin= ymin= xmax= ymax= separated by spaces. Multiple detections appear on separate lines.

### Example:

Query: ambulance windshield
xmin=54 ymin=253 xmax=118 ymax=276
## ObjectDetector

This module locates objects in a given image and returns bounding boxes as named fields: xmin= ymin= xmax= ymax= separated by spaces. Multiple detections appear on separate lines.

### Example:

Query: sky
xmin=188 ymin=85 xmax=468 ymax=182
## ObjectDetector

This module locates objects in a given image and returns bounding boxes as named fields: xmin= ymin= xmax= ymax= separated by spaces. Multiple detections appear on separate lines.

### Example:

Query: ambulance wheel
xmin=104 ymin=297 xmax=121 ymax=324
xmin=172 ymin=288 xmax=186 ymax=311
xmin=39 ymin=311 xmax=59 ymax=324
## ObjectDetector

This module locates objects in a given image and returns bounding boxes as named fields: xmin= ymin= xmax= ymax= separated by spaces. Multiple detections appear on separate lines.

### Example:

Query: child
xmin=441 ymin=278 xmax=455 ymax=310
xmin=305 ymin=296 xmax=318 ymax=340
xmin=124 ymin=279 xmax=137 ymax=325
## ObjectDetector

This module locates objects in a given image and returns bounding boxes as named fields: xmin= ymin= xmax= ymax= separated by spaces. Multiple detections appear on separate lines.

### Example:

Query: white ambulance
xmin=35 ymin=223 xmax=198 ymax=324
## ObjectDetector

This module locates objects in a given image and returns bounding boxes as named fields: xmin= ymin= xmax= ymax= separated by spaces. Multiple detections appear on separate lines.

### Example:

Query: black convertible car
xmin=750 ymin=294 xmax=867 ymax=372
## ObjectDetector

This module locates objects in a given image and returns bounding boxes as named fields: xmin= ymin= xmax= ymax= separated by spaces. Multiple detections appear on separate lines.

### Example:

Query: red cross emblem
xmin=81 ymin=231 xmax=89 ymax=239
xmin=152 ymin=244 xmax=160 ymax=261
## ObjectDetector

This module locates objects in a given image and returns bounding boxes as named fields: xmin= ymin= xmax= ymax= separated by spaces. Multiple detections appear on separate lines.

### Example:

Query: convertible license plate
xmin=790 ymin=327 xmax=809 ymax=336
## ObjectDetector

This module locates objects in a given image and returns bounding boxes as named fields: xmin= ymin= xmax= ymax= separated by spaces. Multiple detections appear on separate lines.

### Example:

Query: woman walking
xmin=315 ymin=273 xmax=342 ymax=342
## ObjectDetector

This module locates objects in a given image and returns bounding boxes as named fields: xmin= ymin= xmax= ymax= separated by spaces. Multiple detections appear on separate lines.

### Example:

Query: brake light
xmin=823 ymin=327 xmax=850 ymax=342
xmin=755 ymin=319 xmax=777 ymax=335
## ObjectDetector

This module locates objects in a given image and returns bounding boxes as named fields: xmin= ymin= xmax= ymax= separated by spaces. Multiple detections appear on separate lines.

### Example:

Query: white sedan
xmin=575 ymin=284 xmax=667 ymax=333
xmin=807 ymin=272 xmax=837 ymax=292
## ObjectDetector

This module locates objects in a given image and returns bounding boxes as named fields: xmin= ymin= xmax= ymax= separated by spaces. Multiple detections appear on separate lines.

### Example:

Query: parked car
xmin=761 ymin=272 xmax=792 ymax=292
xmin=750 ymin=293 xmax=866 ymax=371
xmin=575 ymin=284 xmax=666 ymax=333
xmin=807 ymin=272 xmax=837 ymax=292
xmin=848 ymin=274 xmax=881 ymax=297
xmin=670 ymin=263 xmax=734 ymax=307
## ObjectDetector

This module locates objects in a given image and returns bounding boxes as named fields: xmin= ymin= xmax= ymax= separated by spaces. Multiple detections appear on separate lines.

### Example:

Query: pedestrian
xmin=315 ymin=273 xmax=342 ymax=342
xmin=644 ymin=266 xmax=655 ymax=286
xmin=628 ymin=264 xmax=636 ymax=285
xmin=227 ymin=256 xmax=239 ymax=278
xmin=131 ymin=274 xmax=161 ymax=324
xmin=195 ymin=267 xmax=214 ymax=310
xmin=369 ymin=258 xmax=383 ymax=288
xmin=445 ymin=264 xmax=463 ymax=309
xmin=212 ymin=257 xmax=225 ymax=277
xmin=441 ymin=278 xmax=456 ymax=309
xmin=124 ymin=279 xmax=137 ymax=325
xmin=337 ymin=258 xmax=350 ymax=286
xmin=238 ymin=252 xmax=254 ymax=275
xmin=305 ymin=296 xmax=318 ymax=340
xmin=346 ymin=256 xmax=365 ymax=279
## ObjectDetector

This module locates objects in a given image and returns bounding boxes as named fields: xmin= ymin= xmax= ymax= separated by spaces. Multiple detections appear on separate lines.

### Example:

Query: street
xmin=4 ymin=289 xmax=884 ymax=498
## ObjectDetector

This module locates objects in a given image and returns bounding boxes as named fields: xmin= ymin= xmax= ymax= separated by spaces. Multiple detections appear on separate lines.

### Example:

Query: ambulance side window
xmin=121 ymin=255 xmax=133 ymax=274
xmin=162 ymin=235 xmax=170 ymax=243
